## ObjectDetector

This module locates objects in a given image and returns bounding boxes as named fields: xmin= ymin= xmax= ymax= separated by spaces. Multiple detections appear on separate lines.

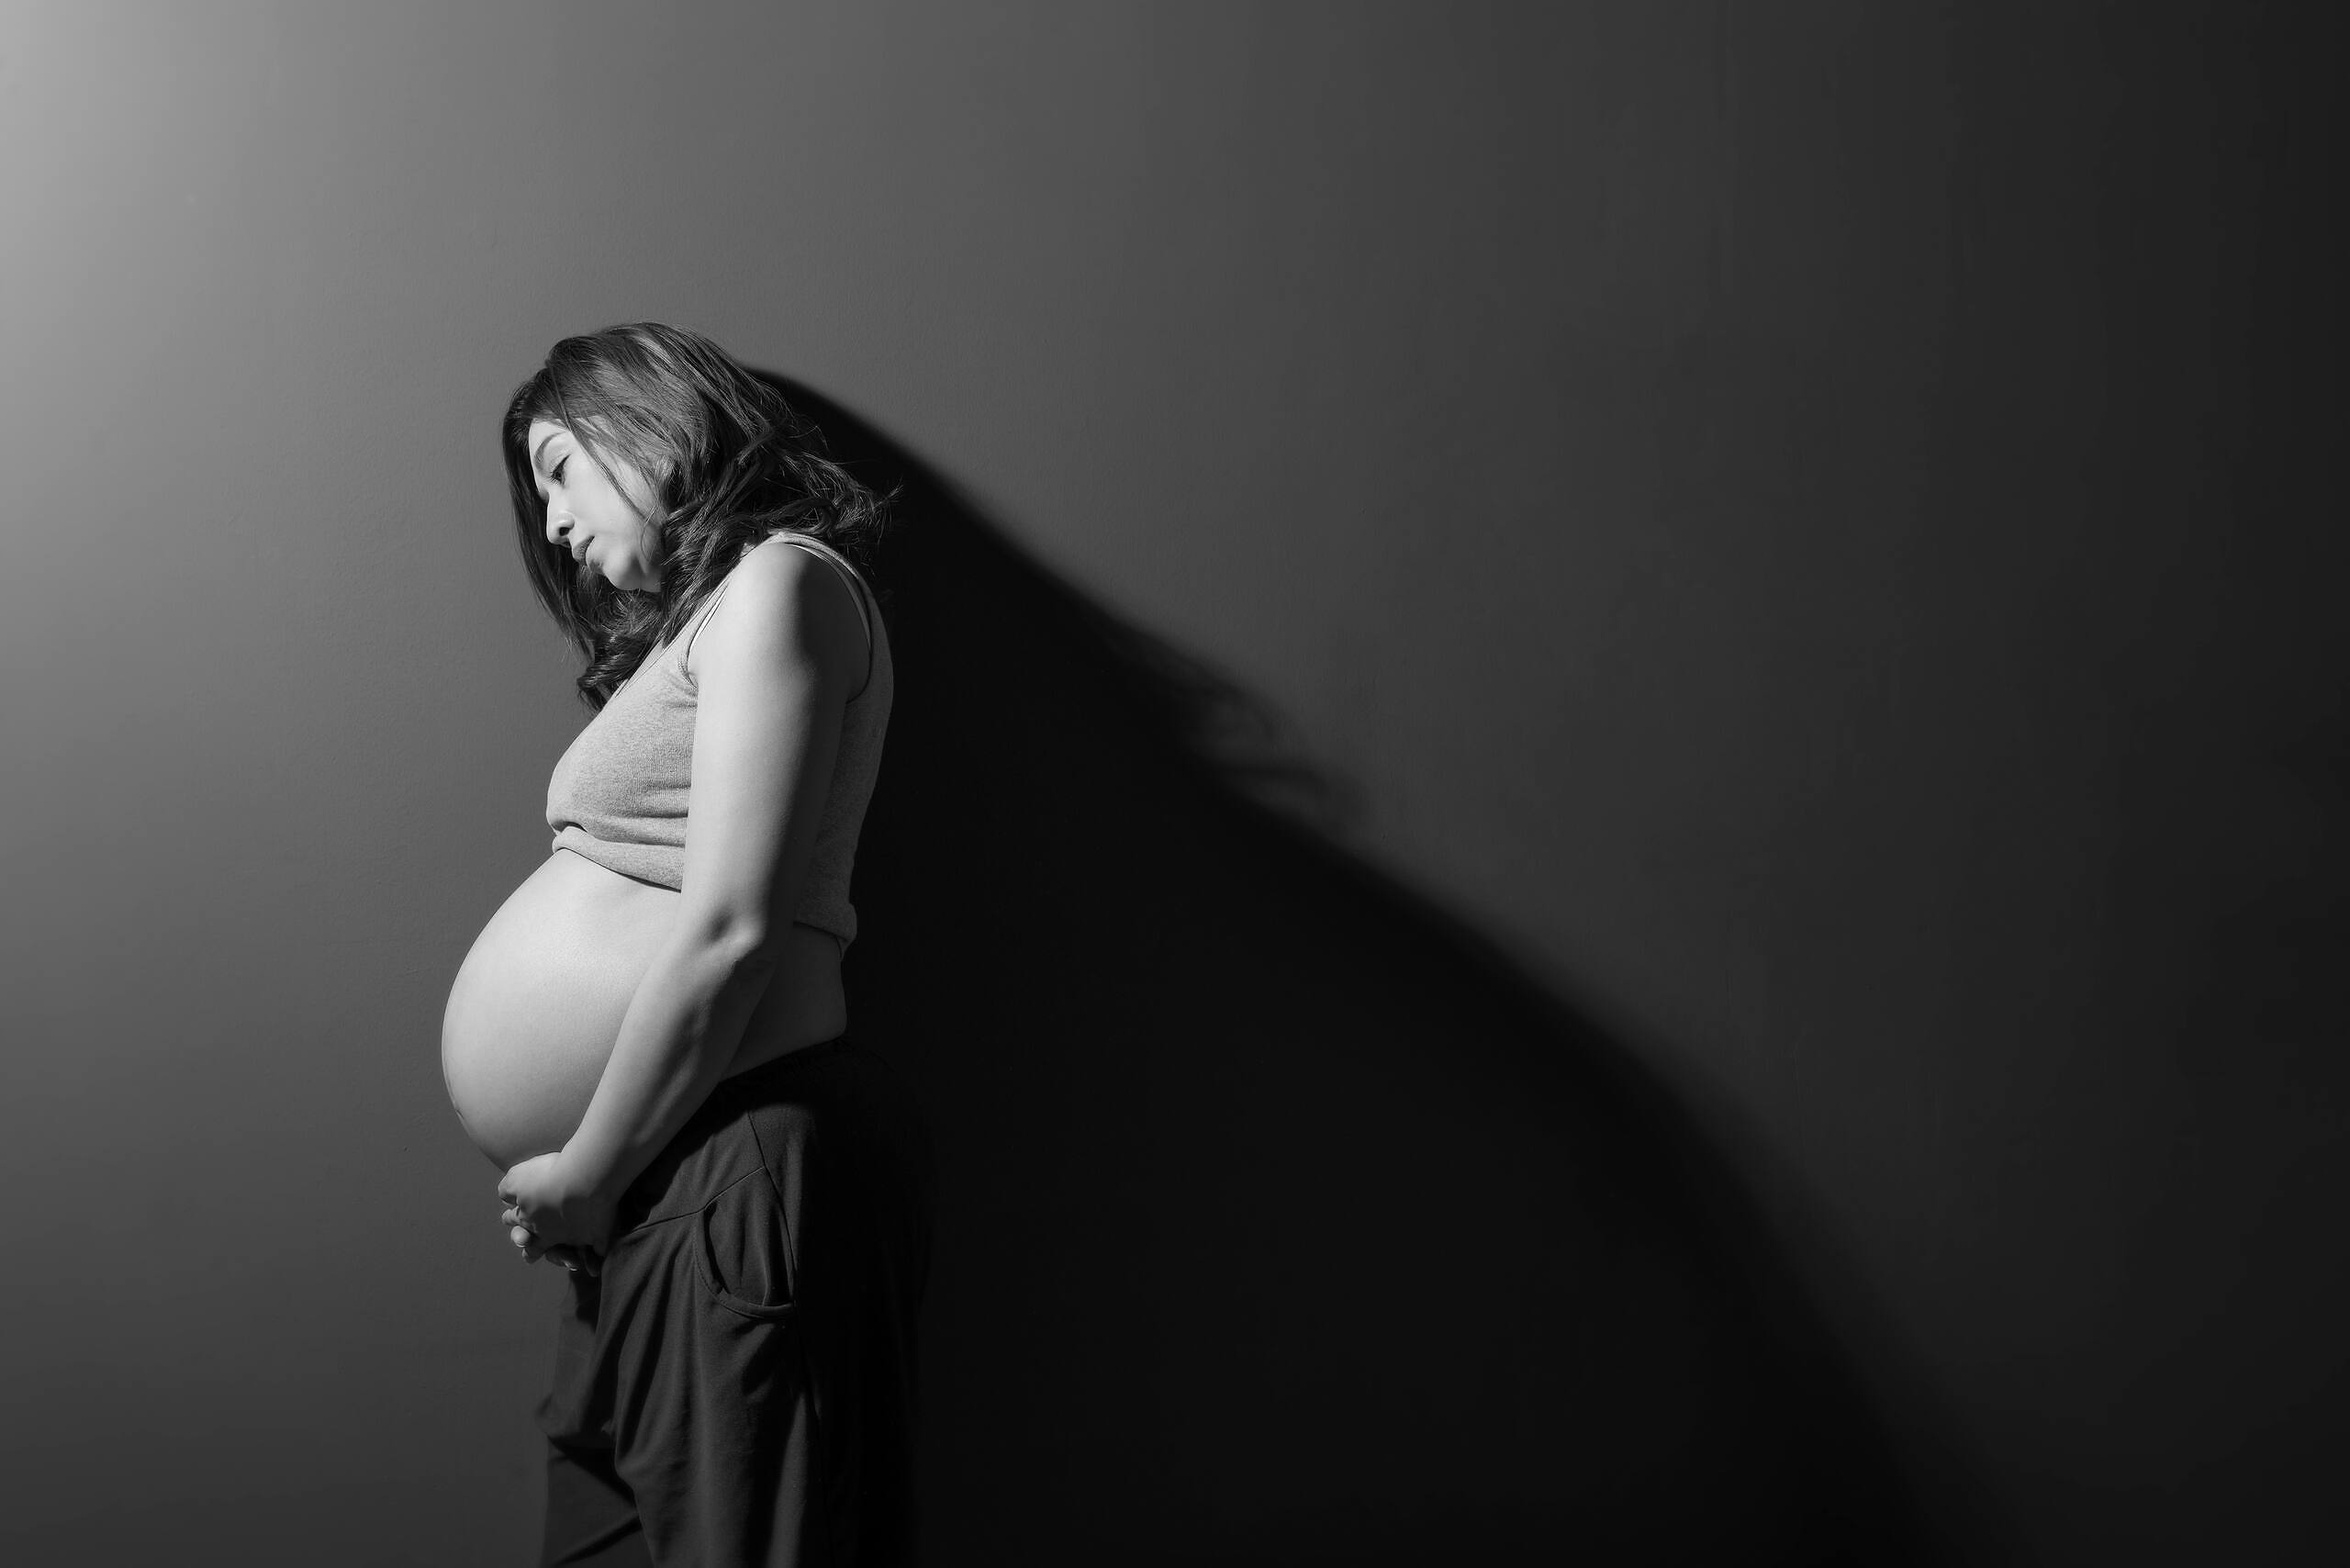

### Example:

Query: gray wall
xmin=1 ymin=2 xmax=2338 ymax=1562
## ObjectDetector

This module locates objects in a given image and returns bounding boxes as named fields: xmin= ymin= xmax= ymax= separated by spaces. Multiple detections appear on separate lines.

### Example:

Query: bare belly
xmin=441 ymin=848 xmax=847 ymax=1170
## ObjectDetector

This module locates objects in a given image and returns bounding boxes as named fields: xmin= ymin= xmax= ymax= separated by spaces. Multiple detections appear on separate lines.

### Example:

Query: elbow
xmin=678 ymin=913 xmax=781 ymax=977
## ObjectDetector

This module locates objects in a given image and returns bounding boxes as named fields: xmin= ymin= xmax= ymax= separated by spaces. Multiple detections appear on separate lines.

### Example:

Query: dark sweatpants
xmin=537 ymin=1037 xmax=935 ymax=1567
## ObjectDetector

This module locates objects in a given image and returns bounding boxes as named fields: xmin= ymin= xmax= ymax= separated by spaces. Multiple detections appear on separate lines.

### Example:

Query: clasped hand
xmin=498 ymin=1149 xmax=618 ymax=1278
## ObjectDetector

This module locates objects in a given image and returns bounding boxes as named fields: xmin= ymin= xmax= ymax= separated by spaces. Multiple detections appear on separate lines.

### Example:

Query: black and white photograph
xmin=0 ymin=4 xmax=2340 ymax=1562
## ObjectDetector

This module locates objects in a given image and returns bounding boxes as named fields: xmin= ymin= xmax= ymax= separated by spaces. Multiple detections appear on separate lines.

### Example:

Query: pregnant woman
xmin=441 ymin=322 xmax=934 ymax=1566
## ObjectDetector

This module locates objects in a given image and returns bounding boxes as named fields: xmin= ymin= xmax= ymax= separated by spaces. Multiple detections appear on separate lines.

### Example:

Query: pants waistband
xmin=717 ymin=1033 xmax=857 ymax=1101
xmin=614 ymin=1035 xmax=861 ymax=1233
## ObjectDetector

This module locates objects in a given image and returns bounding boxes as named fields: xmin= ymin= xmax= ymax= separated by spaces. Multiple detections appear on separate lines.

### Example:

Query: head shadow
xmin=755 ymin=370 xmax=1986 ymax=1564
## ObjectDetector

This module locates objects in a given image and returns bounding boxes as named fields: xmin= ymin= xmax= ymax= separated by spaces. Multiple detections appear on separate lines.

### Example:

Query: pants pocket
xmin=693 ymin=1169 xmax=799 ymax=1321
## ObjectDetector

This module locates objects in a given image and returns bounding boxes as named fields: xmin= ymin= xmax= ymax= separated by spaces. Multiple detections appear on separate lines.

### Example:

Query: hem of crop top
xmin=550 ymin=834 xmax=859 ymax=954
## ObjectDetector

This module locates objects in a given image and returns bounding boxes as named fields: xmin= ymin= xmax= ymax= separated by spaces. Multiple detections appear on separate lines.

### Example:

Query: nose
xmin=544 ymin=510 xmax=574 ymax=550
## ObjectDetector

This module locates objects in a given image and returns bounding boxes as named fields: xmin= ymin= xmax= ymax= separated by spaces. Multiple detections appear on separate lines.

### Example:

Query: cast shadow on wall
xmin=764 ymin=374 xmax=1972 ymax=1565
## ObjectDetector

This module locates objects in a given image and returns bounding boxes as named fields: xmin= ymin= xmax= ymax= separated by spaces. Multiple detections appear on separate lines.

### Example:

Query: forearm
xmin=563 ymin=929 xmax=778 ymax=1204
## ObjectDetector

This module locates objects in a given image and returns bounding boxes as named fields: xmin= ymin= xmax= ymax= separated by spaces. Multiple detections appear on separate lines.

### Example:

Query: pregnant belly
xmin=441 ymin=849 xmax=844 ymax=1170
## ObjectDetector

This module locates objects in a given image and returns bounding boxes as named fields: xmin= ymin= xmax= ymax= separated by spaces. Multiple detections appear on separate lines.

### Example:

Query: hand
xmin=501 ymin=1217 xmax=603 ymax=1278
xmin=498 ymin=1150 xmax=618 ymax=1271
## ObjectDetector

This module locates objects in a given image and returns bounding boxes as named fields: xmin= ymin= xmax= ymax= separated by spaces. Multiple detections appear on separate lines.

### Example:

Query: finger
xmin=539 ymin=1242 xmax=594 ymax=1276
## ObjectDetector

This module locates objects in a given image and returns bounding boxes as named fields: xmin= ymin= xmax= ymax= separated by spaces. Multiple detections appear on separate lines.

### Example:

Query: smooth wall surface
xmin=1 ymin=3 xmax=2339 ymax=1562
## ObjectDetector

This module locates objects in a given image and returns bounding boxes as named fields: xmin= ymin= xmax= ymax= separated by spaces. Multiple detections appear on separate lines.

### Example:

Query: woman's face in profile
xmin=526 ymin=418 xmax=664 ymax=592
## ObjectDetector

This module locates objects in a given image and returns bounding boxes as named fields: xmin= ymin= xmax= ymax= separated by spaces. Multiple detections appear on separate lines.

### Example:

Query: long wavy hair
xmin=501 ymin=322 xmax=893 ymax=707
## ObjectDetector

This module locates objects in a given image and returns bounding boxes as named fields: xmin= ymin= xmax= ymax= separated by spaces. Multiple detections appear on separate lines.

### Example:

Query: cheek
xmin=602 ymin=490 xmax=654 ymax=545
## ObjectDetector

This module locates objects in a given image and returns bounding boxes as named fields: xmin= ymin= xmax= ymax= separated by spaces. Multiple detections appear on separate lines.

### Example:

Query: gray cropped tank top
xmin=544 ymin=531 xmax=892 ymax=949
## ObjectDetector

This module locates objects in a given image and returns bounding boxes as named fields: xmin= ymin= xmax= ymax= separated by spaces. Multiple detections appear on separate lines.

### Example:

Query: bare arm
xmin=498 ymin=541 xmax=866 ymax=1246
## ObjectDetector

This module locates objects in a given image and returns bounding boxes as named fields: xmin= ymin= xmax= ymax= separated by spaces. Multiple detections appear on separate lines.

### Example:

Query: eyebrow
xmin=531 ymin=429 xmax=565 ymax=481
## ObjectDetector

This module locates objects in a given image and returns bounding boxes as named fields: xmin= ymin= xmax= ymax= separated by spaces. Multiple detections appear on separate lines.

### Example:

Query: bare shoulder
xmin=686 ymin=534 xmax=866 ymax=691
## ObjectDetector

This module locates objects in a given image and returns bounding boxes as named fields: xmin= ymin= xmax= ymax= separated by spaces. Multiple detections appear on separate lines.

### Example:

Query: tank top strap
xmin=677 ymin=532 xmax=878 ymax=693
xmin=767 ymin=533 xmax=874 ymax=639
xmin=763 ymin=532 xmax=878 ymax=696
xmin=677 ymin=571 xmax=744 ymax=670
